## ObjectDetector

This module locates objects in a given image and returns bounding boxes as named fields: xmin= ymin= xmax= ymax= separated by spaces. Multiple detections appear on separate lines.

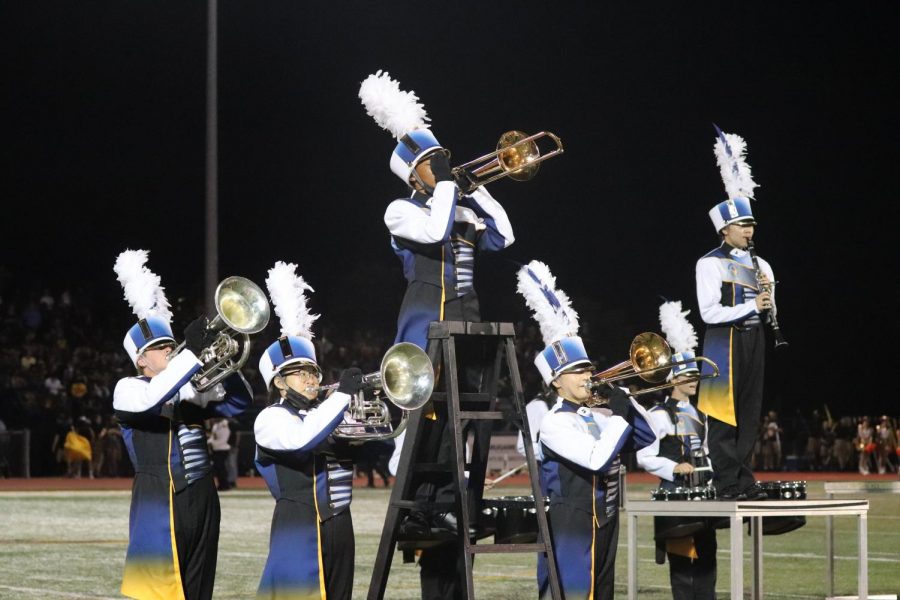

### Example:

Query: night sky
xmin=3 ymin=2 xmax=896 ymax=413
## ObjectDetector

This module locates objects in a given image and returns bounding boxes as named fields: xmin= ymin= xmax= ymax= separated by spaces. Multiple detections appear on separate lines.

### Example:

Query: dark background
xmin=2 ymin=2 xmax=895 ymax=414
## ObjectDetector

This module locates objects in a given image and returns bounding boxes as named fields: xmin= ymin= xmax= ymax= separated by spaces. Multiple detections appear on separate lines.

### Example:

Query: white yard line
xmin=0 ymin=584 xmax=120 ymax=599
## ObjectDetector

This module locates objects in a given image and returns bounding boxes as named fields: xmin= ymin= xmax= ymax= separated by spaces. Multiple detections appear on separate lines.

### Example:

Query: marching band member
xmin=517 ymin=261 xmax=657 ymax=600
xmin=254 ymin=261 xmax=363 ymax=600
xmin=359 ymin=70 xmax=515 ymax=350
xmin=696 ymin=126 xmax=775 ymax=501
xmin=112 ymin=250 xmax=252 ymax=600
xmin=360 ymin=70 xmax=515 ymax=600
xmin=637 ymin=301 xmax=717 ymax=600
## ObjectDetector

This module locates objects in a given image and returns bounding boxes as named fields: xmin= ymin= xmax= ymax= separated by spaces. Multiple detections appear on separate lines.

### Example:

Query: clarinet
xmin=747 ymin=240 xmax=788 ymax=348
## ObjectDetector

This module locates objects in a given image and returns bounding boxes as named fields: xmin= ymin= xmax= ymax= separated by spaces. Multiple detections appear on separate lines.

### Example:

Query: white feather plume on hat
xmin=113 ymin=249 xmax=172 ymax=322
xmin=713 ymin=125 xmax=758 ymax=200
xmin=516 ymin=260 xmax=579 ymax=345
xmin=265 ymin=261 xmax=318 ymax=339
xmin=359 ymin=70 xmax=430 ymax=139
xmin=658 ymin=300 xmax=698 ymax=355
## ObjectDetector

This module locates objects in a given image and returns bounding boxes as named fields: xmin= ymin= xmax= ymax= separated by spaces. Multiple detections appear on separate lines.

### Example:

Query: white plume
xmin=113 ymin=249 xmax=172 ymax=322
xmin=265 ymin=261 xmax=318 ymax=339
xmin=359 ymin=70 xmax=430 ymax=139
xmin=516 ymin=260 xmax=579 ymax=345
xmin=714 ymin=127 xmax=758 ymax=200
xmin=658 ymin=300 xmax=698 ymax=355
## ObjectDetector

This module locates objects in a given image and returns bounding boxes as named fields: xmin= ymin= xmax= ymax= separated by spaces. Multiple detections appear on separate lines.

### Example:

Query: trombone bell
xmin=452 ymin=130 xmax=563 ymax=193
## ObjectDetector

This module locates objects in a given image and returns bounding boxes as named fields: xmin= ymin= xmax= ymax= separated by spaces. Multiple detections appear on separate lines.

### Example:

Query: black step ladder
xmin=367 ymin=321 xmax=562 ymax=600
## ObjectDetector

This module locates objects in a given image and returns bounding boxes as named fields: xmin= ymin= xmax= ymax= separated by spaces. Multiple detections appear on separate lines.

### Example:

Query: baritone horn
xmin=451 ymin=130 xmax=563 ymax=194
xmin=179 ymin=276 xmax=271 ymax=392
xmin=322 ymin=342 xmax=435 ymax=442
xmin=586 ymin=332 xmax=720 ymax=397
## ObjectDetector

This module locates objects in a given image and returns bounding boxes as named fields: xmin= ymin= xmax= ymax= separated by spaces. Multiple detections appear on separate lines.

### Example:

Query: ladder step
xmin=469 ymin=543 xmax=549 ymax=554
xmin=430 ymin=392 xmax=492 ymax=404
xmin=457 ymin=411 xmax=505 ymax=420
xmin=412 ymin=462 xmax=453 ymax=473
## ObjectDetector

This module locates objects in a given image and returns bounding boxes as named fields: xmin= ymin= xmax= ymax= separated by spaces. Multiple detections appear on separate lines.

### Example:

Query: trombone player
xmin=359 ymin=70 xmax=515 ymax=350
xmin=360 ymin=71 xmax=516 ymax=599
xmin=254 ymin=261 xmax=363 ymax=600
xmin=112 ymin=250 xmax=253 ymax=600
xmin=518 ymin=261 xmax=657 ymax=600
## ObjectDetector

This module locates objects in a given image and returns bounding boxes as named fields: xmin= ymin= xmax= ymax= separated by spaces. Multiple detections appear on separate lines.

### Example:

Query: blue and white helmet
xmin=390 ymin=129 xmax=447 ymax=184
xmin=709 ymin=197 xmax=755 ymax=232
xmin=710 ymin=125 xmax=758 ymax=232
xmin=259 ymin=335 xmax=320 ymax=390
xmin=114 ymin=249 xmax=175 ymax=366
xmin=359 ymin=71 xmax=445 ymax=185
xmin=517 ymin=260 xmax=591 ymax=385
xmin=123 ymin=316 xmax=176 ymax=366
xmin=534 ymin=336 xmax=593 ymax=386
xmin=260 ymin=261 xmax=320 ymax=390
xmin=658 ymin=300 xmax=699 ymax=380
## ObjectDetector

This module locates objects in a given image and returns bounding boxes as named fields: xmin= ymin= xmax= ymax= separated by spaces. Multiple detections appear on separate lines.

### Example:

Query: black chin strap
xmin=284 ymin=387 xmax=316 ymax=411
xmin=409 ymin=169 xmax=435 ymax=196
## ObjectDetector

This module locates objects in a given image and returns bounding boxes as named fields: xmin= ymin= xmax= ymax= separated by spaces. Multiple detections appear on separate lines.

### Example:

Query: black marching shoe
xmin=717 ymin=487 xmax=747 ymax=501
xmin=432 ymin=512 xmax=477 ymax=537
xmin=741 ymin=483 xmax=769 ymax=501
xmin=398 ymin=511 xmax=430 ymax=538
xmin=431 ymin=511 xmax=460 ymax=534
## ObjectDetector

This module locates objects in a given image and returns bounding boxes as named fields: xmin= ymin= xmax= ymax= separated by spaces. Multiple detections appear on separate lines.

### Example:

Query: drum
xmin=482 ymin=496 xmax=546 ymax=544
xmin=689 ymin=485 xmax=716 ymax=501
xmin=760 ymin=480 xmax=808 ymax=500
xmin=649 ymin=485 xmax=714 ymax=539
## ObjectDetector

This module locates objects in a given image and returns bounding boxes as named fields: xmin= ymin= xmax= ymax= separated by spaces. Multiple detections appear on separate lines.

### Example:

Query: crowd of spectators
xmin=751 ymin=410 xmax=899 ymax=475
xmin=1 ymin=277 xmax=897 ymax=479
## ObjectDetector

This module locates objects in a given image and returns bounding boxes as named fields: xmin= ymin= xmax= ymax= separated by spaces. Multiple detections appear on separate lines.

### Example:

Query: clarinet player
xmin=696 ymin=126 xmax=778 ymax=501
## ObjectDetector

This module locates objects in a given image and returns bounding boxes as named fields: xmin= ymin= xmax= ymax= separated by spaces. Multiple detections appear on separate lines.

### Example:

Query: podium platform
xmin=625 ymin=498 xmax=870 ymax=600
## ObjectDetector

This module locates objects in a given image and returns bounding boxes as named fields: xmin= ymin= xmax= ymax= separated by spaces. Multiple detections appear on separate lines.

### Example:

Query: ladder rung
xmin=457 ymin=411 xmax=505 ymax=420
xmin=412 ymin=462 xmax=453 ymax=472
xmin=429 ymin=393 xmax=492 ymax=404
xmin=468 ymin=543 xmax=549 ymax=554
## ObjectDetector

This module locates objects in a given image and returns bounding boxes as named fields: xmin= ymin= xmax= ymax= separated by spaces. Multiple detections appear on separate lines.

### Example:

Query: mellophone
xmin=481 ymin=496 xmax=548 ymax=544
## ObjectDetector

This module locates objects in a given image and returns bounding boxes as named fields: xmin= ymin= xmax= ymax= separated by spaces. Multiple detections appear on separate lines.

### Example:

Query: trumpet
xmin=310 ymin=343 xmax=435 ymax=442
xmin=451 ymin=130 xmax=563 ymax=194
xmin=585 ymin=332 xmax=719 ymax=397
xmin=175 ymin=276 xmax=271 ymax=392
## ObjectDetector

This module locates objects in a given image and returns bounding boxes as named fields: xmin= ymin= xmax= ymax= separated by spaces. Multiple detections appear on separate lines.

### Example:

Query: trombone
xmin=311 ymin=343 xmax=435 ymax=442
xmin=175 ymin=276 xmax=271 ymax=392
xmin=451 ymin=130 xmax=563 ymax=194
xmin=586 ymin=332 xmax=720 ymax=397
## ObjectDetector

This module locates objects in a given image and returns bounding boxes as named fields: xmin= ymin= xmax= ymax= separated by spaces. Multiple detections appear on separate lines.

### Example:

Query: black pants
xmin=667 ymin=528 xmax=717 ymax=600
xmin=418 ymin=294 xmax=484 ymax=599
xmin=543 ymin=506 xmax=619 ymax=600
xmin=321 ymin=511 xmax=355 ymax=600
xmin=212 ymin=450 xmax=230 ymax=490
xmin=707 ymin=325 xmax=765 ymax=493
xmin=173 ymin=474 xmax=221 ymax=600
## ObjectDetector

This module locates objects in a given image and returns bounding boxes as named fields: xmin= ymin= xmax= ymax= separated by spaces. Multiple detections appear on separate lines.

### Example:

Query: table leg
xmin=751 ymin=516 xmax=763 ymax=600
xmin=858 ymin=513 xmax=868 ymax=600
xmin=730 ymin=514 xmax=743 ymax=600
xmin=628 ymin=512 xmax=637 ymax=600
xmin=826 ymin=492 xmax=834 ymax=598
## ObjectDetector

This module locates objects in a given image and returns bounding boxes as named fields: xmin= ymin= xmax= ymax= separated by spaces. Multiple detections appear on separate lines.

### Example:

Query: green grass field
xmin=1 ymin=482 xmax=898 ymax=599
